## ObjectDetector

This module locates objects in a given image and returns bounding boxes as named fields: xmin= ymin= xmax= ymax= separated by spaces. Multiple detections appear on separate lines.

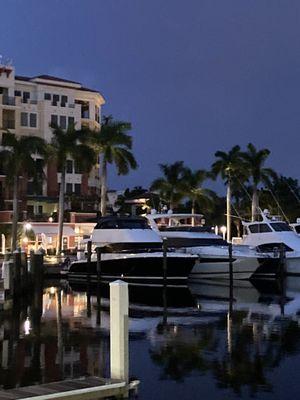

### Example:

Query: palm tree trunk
xmin=191 ymin=198 xmax=195 ymax=226
xmin=226 ymin=180 xmax=231 ymax=242
xmin=56 ymin=166 xmax=65 ymax=255
xmin=100 ymin=159 xmax=107 ymax=216
xmin=251 ymin=186 xmax=259 ymax=221
xmin=11 ymin=175 xmax=19 ymax=251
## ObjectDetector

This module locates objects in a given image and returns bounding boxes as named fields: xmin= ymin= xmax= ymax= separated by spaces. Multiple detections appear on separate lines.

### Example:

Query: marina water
xmin=1 ymin=278 xmax=300 ymax=399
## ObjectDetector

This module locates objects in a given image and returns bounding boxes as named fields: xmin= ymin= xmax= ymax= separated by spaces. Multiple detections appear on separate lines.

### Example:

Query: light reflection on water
xmin=0 ymin=278 xmax=300 ymax=398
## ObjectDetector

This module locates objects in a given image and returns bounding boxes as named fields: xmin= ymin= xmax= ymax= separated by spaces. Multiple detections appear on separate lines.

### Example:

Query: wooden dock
xmin=0 ymin=376 xmax=133 ymax=400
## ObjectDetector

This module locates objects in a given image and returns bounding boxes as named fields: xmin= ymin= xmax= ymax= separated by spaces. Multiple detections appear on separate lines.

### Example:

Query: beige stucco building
xmin=0 ymin=62 xmax=105 ymax=221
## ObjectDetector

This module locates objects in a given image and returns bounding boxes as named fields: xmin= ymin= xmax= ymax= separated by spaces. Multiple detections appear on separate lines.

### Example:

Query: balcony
xmin=81 ymin=110 xmax=90 ymax=119
xmin=2 ymin=96 xmax=15 ymax=106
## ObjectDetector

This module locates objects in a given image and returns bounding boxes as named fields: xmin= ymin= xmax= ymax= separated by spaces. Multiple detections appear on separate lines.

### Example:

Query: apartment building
xmin=0 ymin=62 xmax=105 ymax=222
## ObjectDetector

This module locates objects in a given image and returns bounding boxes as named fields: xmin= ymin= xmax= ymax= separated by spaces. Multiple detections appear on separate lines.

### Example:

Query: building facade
xmin=0 ymin=63 xmax=105 ymax=222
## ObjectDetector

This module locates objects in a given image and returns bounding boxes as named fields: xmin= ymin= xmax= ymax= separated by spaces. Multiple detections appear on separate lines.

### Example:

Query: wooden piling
xmin=228 ymin=242 xmax=233 ymax=318
xmin=110 ymin=280 xmax=129 ymax=384
xmin=162 ymin=237 xmax=168 ymax=285
xmin=96 ymin=247 xmax=102 ymax=326
xmin=279 ymin=243 xmax=286 ymax=279
xmin=86 ymin=241 xmax=92 ymax=318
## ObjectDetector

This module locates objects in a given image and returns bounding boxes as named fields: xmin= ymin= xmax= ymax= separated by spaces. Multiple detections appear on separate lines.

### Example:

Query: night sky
xmin=1 ymin=0 xmax=300 ymax=192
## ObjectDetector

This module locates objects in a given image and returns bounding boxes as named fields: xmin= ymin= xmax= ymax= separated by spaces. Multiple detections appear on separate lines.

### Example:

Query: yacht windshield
xmin=295 ymin=226 xmax=300 ymax=234
xmin=248 ymin=224 xmax=272 ymax=233
xmin=95 ymin=219 xmax=151 ymax=230
xmin=270 ymin=223 xmax=292 ymax=232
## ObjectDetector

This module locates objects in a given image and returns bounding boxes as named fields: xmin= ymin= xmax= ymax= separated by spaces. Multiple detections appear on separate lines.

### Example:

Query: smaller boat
xmin=241 ymin=210 xmax=300 ymax=275
xmin=146 ymin=212 xmax=275 ymax=280
xmin=290 ymin=218 xmax=300 ymax=235
xmin=66 ymin=216 xmax=197 ymax=286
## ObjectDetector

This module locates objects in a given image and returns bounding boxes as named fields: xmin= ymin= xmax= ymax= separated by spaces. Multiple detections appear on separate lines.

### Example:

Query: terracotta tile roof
xmin=15 ymin=74 xmax=101 ymax=95
xmin=34 ymin=74 xmax=80 ymax=84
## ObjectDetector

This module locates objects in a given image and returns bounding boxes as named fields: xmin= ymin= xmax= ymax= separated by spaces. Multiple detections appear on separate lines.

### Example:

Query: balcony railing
xmin=2 ymin=96 xmax=16 ymax=106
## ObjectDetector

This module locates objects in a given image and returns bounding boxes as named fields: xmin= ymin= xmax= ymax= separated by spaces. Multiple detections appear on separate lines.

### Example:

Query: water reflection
xmin=149 ymin=278 xmax=300 ymax=396
xmin=0 ymin=278 xmax=300 ymax=397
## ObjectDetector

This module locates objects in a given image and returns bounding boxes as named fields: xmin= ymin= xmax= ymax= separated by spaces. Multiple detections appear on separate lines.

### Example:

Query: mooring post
xmin=162 ymin=237 xmax=168 ymax=285
xmin=96 ymin=247 xmax=102 ymax=326
xmin=228 ymin=242 xmax=233 ymax=318
xmin=96 ymin=247 xmax=101 ymax=282
xmin=13 ymin=250 xmax=21 ymax=296
xmin=279 ymin=243 xmax=286 ymax=280
xmin=110 ymin=280 xmax=129 ymax=384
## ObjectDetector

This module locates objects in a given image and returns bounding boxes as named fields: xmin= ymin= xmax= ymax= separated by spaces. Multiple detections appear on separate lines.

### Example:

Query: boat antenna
xmin=284 ymin=179 xmax=300 ymax=204
xmin=263 ymin=187 xmax=290 ymax=224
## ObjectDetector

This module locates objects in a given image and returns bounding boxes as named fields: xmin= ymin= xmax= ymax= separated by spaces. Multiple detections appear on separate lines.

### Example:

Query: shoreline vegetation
xmin=1 ymin=116 xmax=300 ymax=249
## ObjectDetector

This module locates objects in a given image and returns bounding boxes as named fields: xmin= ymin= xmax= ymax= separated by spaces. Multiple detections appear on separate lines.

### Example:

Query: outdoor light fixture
xmin=220 ymin=225 xmax=227 ymax=240
xmin=24 ymin=317 xmax=31 ymax=336
xmin=24 ymin=222 xmax=32 ymax=231
xmin=48 ymin=217 xmax=53 ymax=223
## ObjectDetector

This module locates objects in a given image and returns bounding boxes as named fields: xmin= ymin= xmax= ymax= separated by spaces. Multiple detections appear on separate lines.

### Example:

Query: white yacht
xmin=240 ymin=210 xmax=300 ymax=275
xmin=67 ymin=216 xmax=197 ymax=286
xmin=146 ymin=212 xmax=275 ymax=280
xmin=290 ymin=218 xmax=300 ymax=235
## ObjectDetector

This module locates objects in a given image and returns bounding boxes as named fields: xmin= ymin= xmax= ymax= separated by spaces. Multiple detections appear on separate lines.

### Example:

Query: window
xmin=66 ymin=160 xmax=73 ymax=173
xmin=51 ymin=114 xmax=58 ymax=126
xmin=14 ymin=90 xmax=21 ymax=97
xmin=27 ymin=205 xmax=34 ymax=216
xmin=61 ymin=95 xmax=68 ymax=106
xmin=74 ymin=161 xmax=81 ymax=174
xmin=68 ymin=116 xmax=75 ymax=127
xmin=27 ymin=181 xmax=34 ymax=195
xmin=30 ymin=113 xmax=37 ymax=128
xmin=60 ymin=115 xmax=67 ymax=129
xmin=295 ymin=226 xmax=300 ymax=234
xmin=74 ymin=183 xmax=81 ymax=195
xmin=270 ymin=223 xmax=292 ymax=232
xmin=95 ymin=106 xmax=100 ymax=123
xmin=44 ymin=93 xmax=51 ymax=100
xmin=66 ymin=183 xmax=73 ymax=194
xmin=21 ymin=112 xmax=28 ymax=127
xmin=38 ymin=205 xmax=43 ymax=215
xmin=52 ymin=94 xmax=59 ymax=105
xmin=3 ymin=110 xmax=15 ymax=129
xmin=76 ymin=100 xmax=90 ymax=118
xmin=248 ymin=224 xmax=272 ymax=233
xmin=22 ymin=92 xmax=30 ymax=103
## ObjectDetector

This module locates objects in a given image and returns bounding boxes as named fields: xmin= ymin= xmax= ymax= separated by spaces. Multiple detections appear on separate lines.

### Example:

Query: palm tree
xmin=0 ymin=131 xmax=48 ymax=251
xmin=50 ymin=123 xmax=97 ymax=254
xmin=181 ymin=168 xmax=214 ymax=220
xmin=150 ymin=161 xmax=187 ymax=211
xmin=91 ymin=118 xmax=138 ymax=216
xmin=241 ymin=143 xmax=277 ymax=221
xmin=211 ymin=146 xmax=245 ymax=241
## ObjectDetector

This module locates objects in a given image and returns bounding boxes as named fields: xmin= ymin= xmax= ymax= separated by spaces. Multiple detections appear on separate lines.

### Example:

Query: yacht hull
xmin=189 ymin=257 xmax=259 ymax=280
xmin=286 ymin=257 xmax=300 ymax=275
xmin=66 ymin=252 xmax=196 ymax=286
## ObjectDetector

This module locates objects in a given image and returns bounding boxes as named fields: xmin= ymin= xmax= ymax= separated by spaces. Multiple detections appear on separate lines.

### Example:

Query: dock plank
xmin=0 ymin=377 xmax=127 ymax=400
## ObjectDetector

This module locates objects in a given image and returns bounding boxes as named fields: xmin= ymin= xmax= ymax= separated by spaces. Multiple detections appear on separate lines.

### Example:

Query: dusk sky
xmin=1 ymin=0 xmax=300 ymax=193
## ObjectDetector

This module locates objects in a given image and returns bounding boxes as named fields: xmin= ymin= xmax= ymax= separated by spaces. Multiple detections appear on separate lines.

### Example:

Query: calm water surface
xmin=1 ymin=278 xmax=300 ymax=399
